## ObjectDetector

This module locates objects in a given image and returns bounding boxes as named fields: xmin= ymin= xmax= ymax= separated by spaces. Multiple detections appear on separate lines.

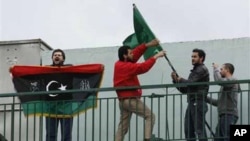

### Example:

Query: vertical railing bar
xmin=209 ymin=92 xmax=213 ymax=138
xmin=84 ymin=104 xmax=87 ymax=141
xmin=99 ymin=99 xmax=102 ymax=141
xmin=240 ymin=88 xmax=243 ymax=124
xmin=33 ymin=102 xmax=36 ymax=141
xmin=173 ymin=95 xmax=175 ymax=139
xmin=92 ymin=98 xmax=95 ymax=141
xmin=180 ymin=93 xmax=183 ymax=139
xmin=196 ymin=92 xmax=198 ymax=141
xmin=158 ymin=96 xmax=161 ymax=138
xmin=11 ymin=97 xmax=15 ymax=141
xmin=150 ymin=95 xmax=153 ymax=141
xmin=39 ymin=101 xmax=44 ymax=141
xmin=4 ymin=105 xmax=7 ymax=137
xmin=19 ymin=103 xmax=22 ymax=141
xmin=136 ymin=97 xmax=138 ymax=141
xmin=26 ymin=103 xmax=29 ymax=141
xmin=166 ymin=86 xmax=169 ymax=140
xmin=113 ymin=98 xmax=116 ymax=141
xmin=143 ymin=96 xmax=146 ymax=141
xmin=77 ymin=101 xmax=80 ymax=141
xmin=106 ymin=99 xmax=109 ymax=141
xmin=248 ymin=83 xmax=250 ymax=124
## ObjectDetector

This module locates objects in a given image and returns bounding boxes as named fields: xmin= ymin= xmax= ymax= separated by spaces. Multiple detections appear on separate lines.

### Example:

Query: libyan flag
xmin=11 ymin=64 xmax=104 ymax=118
xmin=123 ymin=4 xmax=163 ymax=60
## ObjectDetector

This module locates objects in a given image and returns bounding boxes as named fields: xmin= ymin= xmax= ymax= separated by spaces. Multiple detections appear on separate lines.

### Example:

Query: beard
xmin=53 ymin=58 xmax=64 ymax=66
xmin=192 ymin=62 xmax=199 ymax=66
xmin=220 ymin=73 xmax=226 ymax=78
xmin=127 ymin=58 xmax=133 ymax=62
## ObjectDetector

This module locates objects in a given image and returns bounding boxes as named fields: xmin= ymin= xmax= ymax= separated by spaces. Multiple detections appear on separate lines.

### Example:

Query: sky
xmin=0 ymin=0 xmax=249 ymax=49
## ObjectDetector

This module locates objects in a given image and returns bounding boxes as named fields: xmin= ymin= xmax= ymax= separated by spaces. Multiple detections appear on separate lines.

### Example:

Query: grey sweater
xmin=207 ymin=68 xmax=240 ymax=117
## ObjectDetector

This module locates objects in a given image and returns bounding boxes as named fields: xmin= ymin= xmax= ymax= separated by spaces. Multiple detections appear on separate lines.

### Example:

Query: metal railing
xmin=0 ymin=80 xmax=250 ymax=141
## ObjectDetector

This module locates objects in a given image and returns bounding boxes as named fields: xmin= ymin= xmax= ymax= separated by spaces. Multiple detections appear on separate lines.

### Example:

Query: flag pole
xmin=164 ymin=54 xmax=178 ymax=77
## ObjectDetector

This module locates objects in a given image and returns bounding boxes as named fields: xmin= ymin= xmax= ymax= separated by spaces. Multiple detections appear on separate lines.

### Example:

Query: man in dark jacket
xmin=171 ymin=48 xmax=209 ymax=141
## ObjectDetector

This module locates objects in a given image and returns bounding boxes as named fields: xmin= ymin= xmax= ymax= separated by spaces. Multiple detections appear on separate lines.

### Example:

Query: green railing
xmin=0 ymin=80 xmax=249 ymax=141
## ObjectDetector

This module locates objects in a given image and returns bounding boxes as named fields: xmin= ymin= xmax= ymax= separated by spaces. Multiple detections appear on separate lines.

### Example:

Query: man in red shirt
xmin=114 ymin=39 xmax=166 ymax=141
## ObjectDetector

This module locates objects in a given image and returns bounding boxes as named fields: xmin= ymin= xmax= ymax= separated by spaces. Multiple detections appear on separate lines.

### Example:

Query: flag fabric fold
xmin=11 ymin=64 xmax=104 ymax=118
xmin=123 ymin=4 xmax=163 ymax=60
xmin=122 ymin=33 xmax=139 ymax=49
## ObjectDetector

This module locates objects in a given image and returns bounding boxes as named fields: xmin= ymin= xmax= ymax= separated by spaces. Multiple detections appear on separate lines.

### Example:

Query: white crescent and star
xmin=46 ymin=80 xmax=67 ymax=97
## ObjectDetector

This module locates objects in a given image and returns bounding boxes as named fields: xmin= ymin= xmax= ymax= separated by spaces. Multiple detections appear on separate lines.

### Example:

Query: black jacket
xmin=175 ymin=64 xmax=209 ymax=102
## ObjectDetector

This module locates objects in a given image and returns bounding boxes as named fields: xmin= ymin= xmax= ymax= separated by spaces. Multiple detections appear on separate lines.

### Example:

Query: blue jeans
xmin=46 ymin=117 xmax=73 ymax=141
xmin=185 ymin=100 xmax=208 ymax=141
xmin=214 ymin=114 xmax=238 ymax=141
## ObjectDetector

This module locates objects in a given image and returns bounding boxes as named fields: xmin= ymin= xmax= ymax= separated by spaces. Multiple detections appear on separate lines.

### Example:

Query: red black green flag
xmin=11 ymin=64 xmax=104 ymax=118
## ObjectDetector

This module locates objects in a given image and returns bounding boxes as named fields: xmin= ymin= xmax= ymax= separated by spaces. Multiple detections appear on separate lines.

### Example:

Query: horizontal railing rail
xmin=1 ymin=79 xmax=249 ymax=97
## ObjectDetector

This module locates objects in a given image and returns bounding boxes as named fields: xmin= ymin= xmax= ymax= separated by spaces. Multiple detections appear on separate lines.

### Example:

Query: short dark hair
xmin=118 ymin=46 xmax=131 ymax=61
xmin=52 ymin=49 xmax=66 ymax=60
xmin=193 ymin=48 xmax=206 ymax=62
xmin=224 ymin=63 xmax=234 ymax=74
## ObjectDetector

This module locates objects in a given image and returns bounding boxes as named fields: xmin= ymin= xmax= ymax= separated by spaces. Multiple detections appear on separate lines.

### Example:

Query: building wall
xmin=0 ymin=38 xmax=249 ymax=140
xmin=0 ymin=39 xmax=52 ymax=141
xmin=41 ymin=37 xmax=250 ymax=140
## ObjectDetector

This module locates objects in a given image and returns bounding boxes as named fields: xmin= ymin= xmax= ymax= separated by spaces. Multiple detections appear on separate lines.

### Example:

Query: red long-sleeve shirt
xmin=113 ymin=44 xmax=156 ymax=99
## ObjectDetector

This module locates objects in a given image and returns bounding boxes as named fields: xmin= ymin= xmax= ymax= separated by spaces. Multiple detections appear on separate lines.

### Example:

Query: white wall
xmin=0 ymin=38 xmax=249 ymax=140
xmin=0 ymin=39 xmax=51 ymax=141
xmin=41 ymin=37 xmax=250 ymax=140
xmin=0 ymin=0 xmax=2 ymax=40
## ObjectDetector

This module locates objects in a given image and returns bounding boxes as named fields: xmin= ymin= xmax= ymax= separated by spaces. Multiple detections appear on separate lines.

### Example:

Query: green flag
xmin=123 ymin=4 xmax=178 ymax=74
xmin=133 ymin=4 xmax=163 ymax=60
xmin=123 ymin=4 xmax=163 ymax=60
xmin=122 ymin=33 xmax=139 ymax=49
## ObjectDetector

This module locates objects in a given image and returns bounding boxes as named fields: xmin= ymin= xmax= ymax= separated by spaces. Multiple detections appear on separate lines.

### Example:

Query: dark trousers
xmin=0 ymin=133 xmax=7 ymax=141
xmin=185 ymin=100 xmax=208 ymax=141
xmin=214 ymin=114 xmax=238 ymax=141
xmin=46 ymin=117 xmax=73 ymax=141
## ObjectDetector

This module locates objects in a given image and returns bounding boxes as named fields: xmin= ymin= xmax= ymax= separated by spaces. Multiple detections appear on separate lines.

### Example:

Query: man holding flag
xmin=113 ymin=39 xmax=166 ymax=141
xmin=171 ymin=49 xmax=209 ymax=141
xmin=46 ymin=49 xmax=73 ymax=141
xmin=114 ymin=4 xmax=175 ymax=140
xmin=10 ymin=48 xmax=104 ymax=141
